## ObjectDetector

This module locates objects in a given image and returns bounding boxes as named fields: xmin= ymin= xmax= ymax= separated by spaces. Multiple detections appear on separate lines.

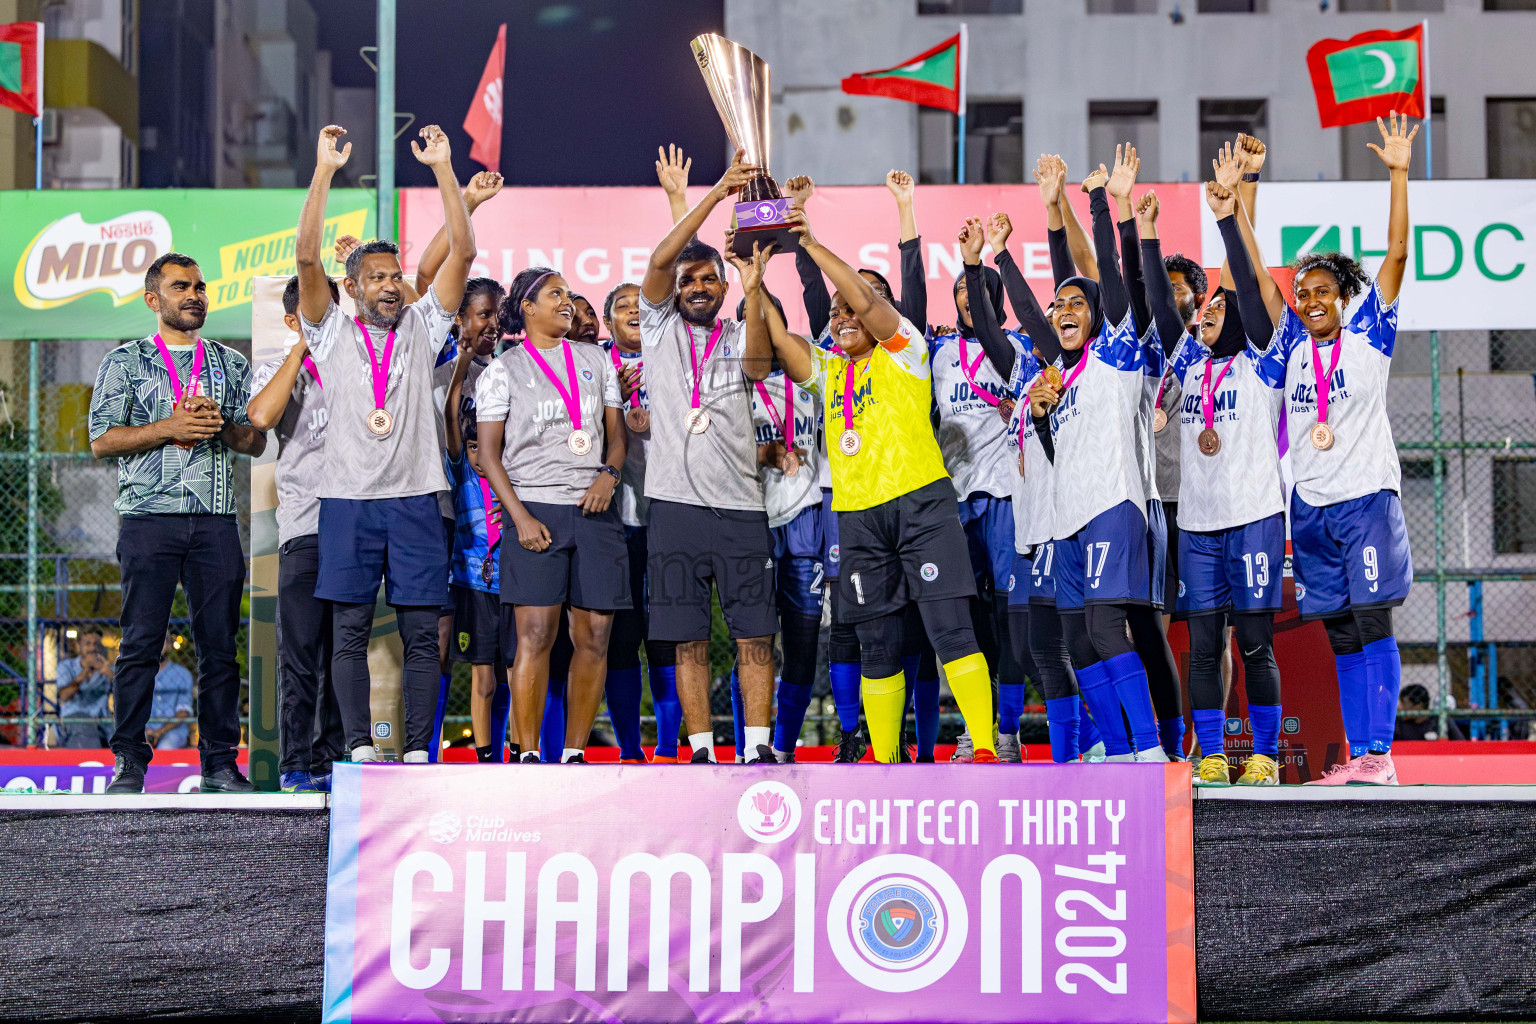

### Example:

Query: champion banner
xmin=322 ymin=763 xmax=1194 ymax=1024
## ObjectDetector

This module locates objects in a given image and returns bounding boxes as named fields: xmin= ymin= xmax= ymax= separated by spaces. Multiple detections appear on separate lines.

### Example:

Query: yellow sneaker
xmin=1236 ymin=753 xmax=1280 ymax=786
xmin=1192 ymin=753 xmax=1231 ymax=787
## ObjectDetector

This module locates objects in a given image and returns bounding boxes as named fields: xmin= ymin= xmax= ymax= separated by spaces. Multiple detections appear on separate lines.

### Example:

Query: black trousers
xmin=277 ymin=535 xmax=344 ymax=773
xmin=113 ymin=514 xmax=244 ymax=772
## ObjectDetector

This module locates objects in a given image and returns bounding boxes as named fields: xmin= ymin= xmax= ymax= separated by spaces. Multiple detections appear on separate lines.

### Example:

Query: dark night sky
xmin=317 ymin=0 xmax=728 ymax=187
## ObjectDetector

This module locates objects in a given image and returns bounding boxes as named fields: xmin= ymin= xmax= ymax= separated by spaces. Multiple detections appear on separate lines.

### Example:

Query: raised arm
xmin=656 ymin=144 xmax=693 ymax=226
xmin=1107 ymin=144 xmax=1148 ymax=335
xmin=969 ymin=214 xmax=1018 ymax=379
xmin=1084 ymin=166 xmax=1131 ymax=328
xmin=888 ymin=169 xmax=926 ymax=327
xmin=416 ymin=171 xmax=502 ymax=295
xmin=1212 ymin=139 xmax=1281 ymax=320
xmin=1368 ymin=112 xmax=1417 ymax=305
xmin=1208 ymin=182 xmax=1275 ymax=344
xmin=297 ymin=126 xmax=350 ymax=324
xmin=787 ymin=207 xmax=900 ymax=345
xmin=410 ymin=125 xmax=474 ymax=314
xmin=1218 ymin=134 xmax=1264 ymax=291
xmin=1036 ymin=155 xmax=1079 ymax=287
xmin=1135 ymin=192 xmax=1188 ymax=355
xmin=1056 ymin=156 xmax=1099 ymax=285
xmin=443 ymin=342 xmax=475 ymax=461
xmin=727 ymin=241 xmax=778 ymax=382
xmin=784 ymin=175 xmax=831 ymax=337
xmin=750 ymin=248 xmax=817 ymax=386
xmin=642 ymin=149 xmax=755 ymax=305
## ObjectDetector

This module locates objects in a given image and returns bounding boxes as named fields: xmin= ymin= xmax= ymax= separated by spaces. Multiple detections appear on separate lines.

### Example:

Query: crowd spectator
xmin=148 ymin=637 xmax=194 ymax=749
xmin=1394 ymin=684 xmax=1466 ymax=742
xmin=54 ymin=628 xmax=115 ymax=748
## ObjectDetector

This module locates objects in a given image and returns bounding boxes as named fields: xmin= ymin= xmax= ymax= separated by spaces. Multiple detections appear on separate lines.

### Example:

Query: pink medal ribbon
xmin=609 ymin=345 xmax=641 ymax=410
xmin=754 ymin=380 xmax=795 ymax=451
xmin=355 ymin=319 xmax=395 ymax=413
xmin=842 ymin=359 xmax=863 ymax=434
xmin=1059 ymin=343 xmax=1093 ymax=393
xmin=303 ymin=356 xmax=322 ymax=389
xmin=526 ymin=339 xmax=584 ymax=433
xmin=153 ymin=333 xmax=206 ymax=404
xmin=479 ymin=477 xmax=501 ymax=550
xmin=1018 ymin=370 xmax=1045 ymax=453
xmin=687 ymin=320 xmax=724 ymax=413
xmin=1311 ymin=335 xmax=1344 ymax=427
xmin=957 ymin=335 xmax=1000 ymax=408
xmin=1154 ymin=373 xmax=1168 ymax=410
xmin=1200 ymin=356 xmax=1236 ymax=432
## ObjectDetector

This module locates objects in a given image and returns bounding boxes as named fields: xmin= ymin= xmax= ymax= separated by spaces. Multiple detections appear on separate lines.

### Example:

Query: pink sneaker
xmin=1348 ymin=753 xmax=1398 ymax=786
xmin=1304 ymin=757 xmax=1361 ymax=785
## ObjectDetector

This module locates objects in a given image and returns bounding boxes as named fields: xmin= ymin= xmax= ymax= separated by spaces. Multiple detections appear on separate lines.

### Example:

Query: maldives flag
xmin=463 ymin=23 xmax=505 ymax=172
xmin=0 ymin=22 xmax=43 ymax=118
xmin=841 ymin=31 xmax=964 ymax=114
xmin=1307 ymin=25 xmax=1425 ymax=128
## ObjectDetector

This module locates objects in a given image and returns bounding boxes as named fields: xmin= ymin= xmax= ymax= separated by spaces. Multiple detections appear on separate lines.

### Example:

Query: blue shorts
xmin=1029 ymin=540 xmax=1058 ymax=606
xmin=316 ymin=494 xmax=450 ymax=607
xmin=1146 ymin=499 xmax=1168 ymax=610
xmin=774 ymin=503 xmax=827 ymax=619
xmin=1175 ymin=512 xmax=1286 ymax=618
xmin=958 ymin=493 xmax=1015 ymax=596
xmin=1007 ymin=550 xmax=1033 ymax=608
xmin=1290 ymin=489 xmax=1413 ymax=620
xmin=1054 ymin=500 xmax=1152 ymax=611
xmin=821 ymin=489 xmax=841 ymax=579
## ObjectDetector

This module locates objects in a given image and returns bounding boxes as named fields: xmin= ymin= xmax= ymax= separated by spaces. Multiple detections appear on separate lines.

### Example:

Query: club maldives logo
xmin=15 ymin=211 xmax=173 ymax=310
xmin=736 ymin=780 xmax=801 ymax=843
xmin=427 ymin=809 xmax=462 ymax=844
xmin=828 ymin=855 xmax=968 ymax=993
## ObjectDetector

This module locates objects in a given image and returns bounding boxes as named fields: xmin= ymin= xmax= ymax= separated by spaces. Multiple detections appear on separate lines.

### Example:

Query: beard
xmin=358 ymin=294 xmax=401 ymax=327
xmin=161 ymin=303 xmax=207 ymax=333
xmin=678 ymin=293 xmax=724 ymax=327
xmin=1177 ymin=297 xmax=1199 ymax=329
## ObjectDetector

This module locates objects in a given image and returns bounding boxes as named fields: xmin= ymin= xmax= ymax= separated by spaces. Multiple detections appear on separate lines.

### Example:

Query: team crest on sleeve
xmin=920 ymin=562 xmax=939 ymax=582
xmin=579 ymin=366 xmax=595 ymax=382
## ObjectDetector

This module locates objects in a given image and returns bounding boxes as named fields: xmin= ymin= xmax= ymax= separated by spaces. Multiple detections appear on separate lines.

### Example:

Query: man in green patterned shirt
xmin=88 ymin=252 xmax=266 ymax=794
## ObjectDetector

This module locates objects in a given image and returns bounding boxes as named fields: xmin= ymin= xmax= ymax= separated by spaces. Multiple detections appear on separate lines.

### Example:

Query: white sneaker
xmin=1082 ymin=740 xmax=1107 ymax=761
xmin=402 ymin=750 xmax=429 ymax=763
xmin=1134 ymin=747 xmax=1170 ymax=763
xmin=1106 ymin=752 xmax=1136 ymax=763
xmin=350 ymin=744 xmax=380 ymax=762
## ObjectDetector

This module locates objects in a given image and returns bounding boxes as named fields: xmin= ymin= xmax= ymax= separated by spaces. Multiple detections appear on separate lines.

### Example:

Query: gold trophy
xmin=691 ymin=33 xmax=800 ymax=258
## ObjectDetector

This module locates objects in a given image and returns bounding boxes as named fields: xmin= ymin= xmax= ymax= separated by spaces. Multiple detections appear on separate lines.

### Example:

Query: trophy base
xmin=732 ymin=197 xmax=801 ymax=259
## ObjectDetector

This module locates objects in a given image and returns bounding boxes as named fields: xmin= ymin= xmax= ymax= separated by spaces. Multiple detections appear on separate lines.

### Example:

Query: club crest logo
xmin=1293 ymin=580 xmax=1308 ymax=600
xmin=755 ymin=202 xmax=777 ymax=222
xmin=828 ymin=543 xmax=840 ymax=564
xmin=579 ymin=366 xmax=595 ymax=382
xmin=920 ymin=562 xmax=939 ymax=582
xmin=1178 ymin=580 xmax=1187 ymax=597
xmin=427 ymin=809 xmax=461 ymax=844
xmin=458 ymin=631 xmax=470 ymax=653
xmin=1007 ymin=573 xmax=1016 ymax=592
xmin=858 ymin=883 xmax=940 ymax=966
xmin=737 ymin=780 xmax=802 ymax=843
xmin=827 ymin=855 xmax=968 ymax=992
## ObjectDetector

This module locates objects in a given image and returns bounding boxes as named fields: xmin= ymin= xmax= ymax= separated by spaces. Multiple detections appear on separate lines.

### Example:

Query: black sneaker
xmin=201 ymin=766 xmax=255 ymax=793
xmin=916 ymin=753 xmax=936 ymax=764
xmin=520 ymin=752 xmax=541 ymax=763
xmin=746 ymin=744 xmax=777 ymax=765
xmin=563 ymin=753 xmax=587 ymax=764
xmin=833 ymin=728 xmax=865 ymax=764
xmin=105 ymin=754 xmax=146 ymax=794
xmin=689 ymin=747 xmax=715 ymax=764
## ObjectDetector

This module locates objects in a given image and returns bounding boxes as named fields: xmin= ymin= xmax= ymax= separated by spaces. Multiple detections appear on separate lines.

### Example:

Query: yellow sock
xmin=860 ymin=672 xmax=906 ymax=763
xmin=944 ymin=652 xmax=995 ymax=754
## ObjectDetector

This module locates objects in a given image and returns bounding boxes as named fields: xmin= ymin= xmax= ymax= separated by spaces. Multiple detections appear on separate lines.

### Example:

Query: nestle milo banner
xmin=0 ymin=189 xmax=374 ymax=339
xmin=1199 ymin=179 xmax=1536 ymax=331
xmin=322 ymin=763 xmax=1195 ymax=1024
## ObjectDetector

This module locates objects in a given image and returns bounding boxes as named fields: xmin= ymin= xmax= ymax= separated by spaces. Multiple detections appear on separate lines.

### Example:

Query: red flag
xmin=0 ymin=21 xmax=43 ymax=118
xmin=1306 ymin=25 xmax=1425 ymax=129
xmin=463 ymin=24 xmax=505 ymax=172
xmin=840 ymin=33 xmax=963 ymax=114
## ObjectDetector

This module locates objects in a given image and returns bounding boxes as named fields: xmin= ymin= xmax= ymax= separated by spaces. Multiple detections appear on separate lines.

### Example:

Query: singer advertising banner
xmin=322 ymin=763 xmax=1194 ymax=1024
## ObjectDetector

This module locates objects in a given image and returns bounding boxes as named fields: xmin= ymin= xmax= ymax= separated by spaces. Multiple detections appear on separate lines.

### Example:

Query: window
xmin=918 ymin=100 xmax=1024 ymax=184
xmin=1340 ymin=0 xmax=1442 ymax=10
xmin=1198 ymin=0 xmax=1266 ymax=10
xmin=1199 ymin=99 xmax=1266 ymax=170
xmin=1089 ymin=101 xmax=1158 ymax=179
xmin=1485 ymin=0 xmax=1536 ymax=10
xmin=919 ymin=0 xmax=1021 ymax=12
xmin=1490 ymin=330 xmax=1536 ymax=372
xmin=1087 ymin=0 xmax=1156 ymax=12
xmin=1343 ymin=97 xmax=1444 ymax=180
xmin=1494 ymin=459 xmax=1536 ymax=554
xmin=1488 ymin=98 xmax=1536 ymax=178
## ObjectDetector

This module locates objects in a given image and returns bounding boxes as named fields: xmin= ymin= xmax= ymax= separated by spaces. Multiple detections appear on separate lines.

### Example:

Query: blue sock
xmin=1158 ymin=716 xmax=1187 ymax=760
xmin=1078 ymin=698 xmax=1104 ymax=753
xmin=1335 ymin=651 xmax=1370 ymax=758
xmin=999 ymin=682 xmax=1025 ymax=736
xmin=774 ymin=681 xmax=812 ymax=754
xmin=1076 ymin=661 xmax=1131 ymax=756
xmin=729 ymin=669 xmax=746 ymax=759
xmin=488 ymin=672 xmax=511 ymax=762
xmin=1192 ymin=709 xmax=1227 ymax=760
xmin=1104 ymin=651 xmax=1159 ymax=753
xmin=541 ymin=677 xmax=566 ymax=763
xmin=605 ymin=666 xmax=643 ymax=760
xmin=1045 ymin=696 xmax=1081 ymax=763
xmin=651 ymin=664 xmax=681 ymax=758
xmin=1249 ymin=703 xmax=1282 ymax=760
xmin=1363 ymin=637 xmax=1401 ymax=754
xmin=830 ymin=661 xmax=862 ymax=732
xmin=903 ymin=657 xmax=941 ymax=759
xmin=428 ymin=671 xmax=450 ymax=763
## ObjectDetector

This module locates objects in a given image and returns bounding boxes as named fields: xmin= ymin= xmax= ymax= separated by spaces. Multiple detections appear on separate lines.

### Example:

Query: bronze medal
xmin=998 ymin=397 xmax=1016 ymax=423
xmin=567 ymin=429 xmax=593 ymax=456
xmin=625 ymin=407 xmax=650 ymax=433
xmin=1017 ymin=451 xmax=1026 ymax=478
xmin=1042 ymin=365 xmax=1063 ymax=390
xmin=367 ymin=408 xmax=393 ymax=436
xmin=685 ymin=408 xmax=710 ymax=434
xmin=782 ymin=450 xmax=801 ymax=477
xmin=1153 ymin=408 xmax=1168 ymax=433
xmin=1311 ymin=423 xmax=1335 ymax=450
xmin=480 ymin=558 xmax=494 ymax=585
xmin=1197 ymin=428 xmax=1221 ymax=457
xmin=839 ymin=428 xmax=862 ymax=456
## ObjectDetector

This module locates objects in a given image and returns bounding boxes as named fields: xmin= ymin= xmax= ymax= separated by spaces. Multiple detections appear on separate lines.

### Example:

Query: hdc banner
xmin=323 ymin=763 xmax=1194 ymax=1024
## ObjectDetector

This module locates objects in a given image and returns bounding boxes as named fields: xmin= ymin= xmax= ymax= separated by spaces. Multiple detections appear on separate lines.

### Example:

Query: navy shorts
xmin=1054 ymin=500 xmax=1152 ymax=611
xmin=774 ymin=502 xmax=826 ymax=620
xmin=499 ymin=502 xmax=631 ymax=610
xmin=648 ymin=500 xmax=778 ymax=642
xmin=451 ymin=584 xmax=501 ymax=664
xmin=316 ymin=494 xmax=449 ymax=607
xmin=1146 ymin=499 xmax=1168 ymax=611
xmin=1007 ymin=550 xmax=1033 ymax=608
xmin=1290 ymin=489 xmax=1413 ymax=620
xmin=821 ymin=488 xmax=841 ymax=579
xmin=1175 ymin=512 xmax=1286 ymax=618
xmin=1029 ymin=541 xmax=1058 ymax=606
xmin=958 ymin=493 xmax=1015 ymax=596
xmin=837 ymin=478 xmax=976 ymax=624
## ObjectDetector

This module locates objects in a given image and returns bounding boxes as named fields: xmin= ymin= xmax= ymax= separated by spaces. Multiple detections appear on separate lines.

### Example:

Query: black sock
xmin=475 ymin=744 xmax=495 ymax=763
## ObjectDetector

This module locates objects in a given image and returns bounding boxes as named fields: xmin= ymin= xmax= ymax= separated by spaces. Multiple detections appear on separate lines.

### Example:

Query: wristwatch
xmin=1242 ymin=172 xmax=1260 ymax=182
xmin=598 ymin=465 xmax=621 ymax=484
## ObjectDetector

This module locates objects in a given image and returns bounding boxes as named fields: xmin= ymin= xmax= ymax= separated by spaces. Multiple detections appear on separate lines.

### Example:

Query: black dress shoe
xmin=200 ymin=766 xmax=256 ymax=793
xmin=105 ymin=754 xmax=146 ymax=794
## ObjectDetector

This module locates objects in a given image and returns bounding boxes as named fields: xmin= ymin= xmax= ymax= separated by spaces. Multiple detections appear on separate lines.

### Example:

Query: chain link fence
xmin=3 ymin=330 xmax=1534 ymax=751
